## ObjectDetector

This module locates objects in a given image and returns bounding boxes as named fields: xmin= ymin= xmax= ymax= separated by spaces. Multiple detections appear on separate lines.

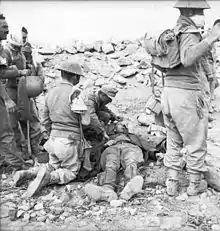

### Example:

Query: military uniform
xmin=0 ymin=43 xmax=26 ymax=168
xmin=162 ymin=0 xmax=216 ymax=196
xmin=84 ymin=86 xmax=119 ymax=136
xmin=4 ymin=42 xmax=42 ymax=158
xmin=84 ymin=124 xmax=147 ymax=202
xmin=14 ymin=62 xmax=86 ymax=198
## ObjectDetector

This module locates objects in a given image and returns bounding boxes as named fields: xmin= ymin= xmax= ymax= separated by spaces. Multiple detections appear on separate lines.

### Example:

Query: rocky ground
xmin=1 ymin=39 xmax=220 ymax=231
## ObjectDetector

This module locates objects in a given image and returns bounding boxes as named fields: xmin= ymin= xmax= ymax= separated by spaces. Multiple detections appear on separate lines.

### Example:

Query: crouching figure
xmin=84 ymin=122 xmax=144 ymax=202
xmin=13 ymin=61 xmax=89 ymax=197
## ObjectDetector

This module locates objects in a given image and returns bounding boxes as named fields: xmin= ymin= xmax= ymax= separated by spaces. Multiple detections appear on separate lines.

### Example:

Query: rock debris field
xmin=1 ymin=38 xmax=220 ymax=231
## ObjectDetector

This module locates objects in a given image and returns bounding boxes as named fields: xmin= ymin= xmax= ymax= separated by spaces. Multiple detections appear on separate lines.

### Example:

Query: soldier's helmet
xmin=100 ymin=85 xmax=118 ymax=99
xmin=57 ymin=61 xmax=84 ymax=76
xmin=174 ymin=0 xmax=210 ymax=9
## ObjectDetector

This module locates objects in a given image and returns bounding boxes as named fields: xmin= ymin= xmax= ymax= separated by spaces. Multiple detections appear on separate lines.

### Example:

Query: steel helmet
xmin=57 ymin=61 xmax=84 ymax=76
xmin=26 ymin=75 xmax=44 ymax=98
xmin=174 ymin=0 xmax=210 ymax=9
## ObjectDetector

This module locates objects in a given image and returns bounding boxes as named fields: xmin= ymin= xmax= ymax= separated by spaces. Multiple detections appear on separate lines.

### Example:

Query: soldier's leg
xmin=120 ymin=143 xmax=144 ymax=200
xmin=166 ymin=88 xmax=208 ymax=196
xmin=84 ymin=146 xmax=119 ymax=202
xmin=25 ymin=137 xmax=81 ymax=198
xmin=0 ymin=96 xmax=26 ymax=168
xmin=29 ymin=98 xmax=42 ymax=157
xmin=161 ymin=88 xmax=185 ymax=196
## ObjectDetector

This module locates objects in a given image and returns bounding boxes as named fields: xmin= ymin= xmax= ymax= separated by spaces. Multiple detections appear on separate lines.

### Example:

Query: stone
xmin=120 ymin=68 xmax=138 ymax=78
xmin=110 ymin=199 xmax=125 ymax=207
xmin=99 ymin=65 xmax=114 ymax=78
xmin=23 ymin=213 xmax=30 ymax=222
xmin=118 ymin=57 xmax=132 ymax=66
xmin=93 ymin=41 xmax=102 ymax=52
xmin=65 ymin=46 xmax=77 ymax=55
xmin=132 ymin=52 xmax=146 ymax=62
xmin=137 ymin=113 xmax=155 ymax=126
xmin=136 ymin=74 xmax=145 ymax=83
xmin=160 ymin=216 xmax=182 ymax=229
xmin=204 ymin=164 xmax=220 ymax=192
xmin=138 ymin=60 xmax=151 ymax=69
xmin=53 ymin=207 xmax=64 ymax=215
xmin=102 ymin=43 xmax=114 ymax=54
xmin=17 ymin=210 xmax=25 ymax=218
xmin=85 ymin=43 xmax=94 ymax=51
xmin=34 ymin=202 xmax=44 ymax=211
xmin=113 ymin=75 xmax=127 ymax=85
xmin=37 ymin=216 xmax=47 ymax=222
xmin=95 ymin=78 xmax=105 ymax=87
xmin=115 ymin=43 xmax=126 ymax=51
xmin=48 ymin=213 xmax=56 ymax=221
xmin=145 ymin=216 xmax=161 ymax=227
xmin=212 ymin=224 xmax=220 ymax=231
xmin=125 ymin=43 xmax=139 ymax=54
xmin=109 ymin=52 xmax=121 ymax=59
xmin=129 ymin=208 xmax=137 ymax=216
xmin=8 ymin=209 xmax=17 ymax=221
xmin=176 ymin=193 xmax=188 ymax=201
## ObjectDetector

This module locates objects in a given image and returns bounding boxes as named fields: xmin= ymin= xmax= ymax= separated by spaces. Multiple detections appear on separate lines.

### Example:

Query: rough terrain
xmin=1 ymin=38 xmax=220 ymax=231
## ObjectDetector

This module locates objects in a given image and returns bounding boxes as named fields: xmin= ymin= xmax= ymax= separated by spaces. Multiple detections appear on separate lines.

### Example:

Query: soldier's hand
xmin=5 ymin=99 xmax=17 ymax=113
xmin=105 ymin=140 xmax=115 ymax=147
xmin=209 ymin=23 xmax=220 ymax=42
xmin=115 ymin=115 xmax=123 ymax=122
xmin=18 ymin=69 xmax=31 ymax=77
xmin=103 ymin=132 xmax=110 ymax=141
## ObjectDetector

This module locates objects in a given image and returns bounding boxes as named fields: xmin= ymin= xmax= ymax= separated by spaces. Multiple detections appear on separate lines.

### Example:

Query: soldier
xmin=162 ymin=0 xmax=220 ymax=196
xmin=0 ymin=14 xmax=28 ymax=170
xmin=4 ymin=34 xmax=42 ymax=160
xmin=84 ymin=85 xmax=123 ymax=140
xmin=21 ymin=26 xmax=33 ymax=68
xmin=14 ymin=61 xmax=88 ymax=198
xmin=85 ymin=122 xmax=144 ymax=202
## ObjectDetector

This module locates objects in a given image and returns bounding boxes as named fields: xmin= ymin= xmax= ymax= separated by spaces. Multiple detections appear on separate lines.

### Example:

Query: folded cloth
xmin=69 ymin=87 xmax=88 ymax=114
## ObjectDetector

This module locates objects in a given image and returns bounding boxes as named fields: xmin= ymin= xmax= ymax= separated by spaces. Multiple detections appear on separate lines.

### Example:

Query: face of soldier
xmin=190 ymin=14 xmax=205 ymax=28
xmin=22 ymin=31 xmax=27 ymax=43
xmin=71 ymin=74 xmax=80 ymax=85
xmin=115 ymin=123 xmax=128 ymax=134
xmin=99 ymin=92 xmax=112 ymax=106
xmin=0 ymin=19 xmax=9 ymax=40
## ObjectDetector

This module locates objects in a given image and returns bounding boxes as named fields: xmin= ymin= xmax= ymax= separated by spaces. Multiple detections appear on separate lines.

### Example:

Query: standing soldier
xmin=0 ymin=14 xmax=28 ymax=170
xmin=4 ymin=34 xmax=42 ymax=160
xmin=21 ymin=26 xmax=33 ymax=68
xmin=162 ymin=0 xmax=220 ymax=196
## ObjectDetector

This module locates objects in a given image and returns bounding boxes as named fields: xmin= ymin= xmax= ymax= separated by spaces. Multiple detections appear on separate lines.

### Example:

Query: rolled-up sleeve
xmin=41 ymin=93 xmax=52 ymax=134
xmin=180 ymin=33 xmax=212 ymax=67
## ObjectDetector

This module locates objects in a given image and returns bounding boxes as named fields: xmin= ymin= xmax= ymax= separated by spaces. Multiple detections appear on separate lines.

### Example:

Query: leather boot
xmin=166 ymin=168 xmax=179 ymax=196
xmin=120 ymin=175 xmax=143 ymax=200
xmin=187 ymin=173 xmax=207 ymax=196
xmin=24 ymin=167 xmax=60 ymax=198
xmin=84 ymin=184 xmax=118 ymax=202
xmin=13 ymin=167 xmax=40 ymax=187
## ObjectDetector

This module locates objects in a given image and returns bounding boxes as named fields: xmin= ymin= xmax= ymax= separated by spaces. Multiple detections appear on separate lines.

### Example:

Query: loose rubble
xmin=1 ymin=39 xmax=220 ymax=230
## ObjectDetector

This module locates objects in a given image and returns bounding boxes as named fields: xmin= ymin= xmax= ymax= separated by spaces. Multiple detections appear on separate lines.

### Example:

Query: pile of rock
xmin=36 ymin=38 xmax=163 ymax=91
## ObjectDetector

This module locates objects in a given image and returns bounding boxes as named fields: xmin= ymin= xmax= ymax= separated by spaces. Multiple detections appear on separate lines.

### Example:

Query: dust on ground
xmin=1 ymin=85 xmax=220 ymax=231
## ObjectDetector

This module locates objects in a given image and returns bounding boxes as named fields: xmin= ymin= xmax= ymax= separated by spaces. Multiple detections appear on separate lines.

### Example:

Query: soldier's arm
xmin=180 ymin=33 xmax=212 ymax=67
xmin=102 ymin=105 xmax=117 ymax=119
xmin=201 ymin=54 xmax=215 ymax=81
xmin=41 ymin=94 xmax=52 ymax=135
xmin=86 ymin=97 xmax=106 ymax=134
xmin=0 ymin=66 xmax=20 ymax=79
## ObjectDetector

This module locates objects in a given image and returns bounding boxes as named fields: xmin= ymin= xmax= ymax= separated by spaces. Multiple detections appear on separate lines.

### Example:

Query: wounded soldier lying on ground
xmin=84 ymin=122 xmax=166 ymax=203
